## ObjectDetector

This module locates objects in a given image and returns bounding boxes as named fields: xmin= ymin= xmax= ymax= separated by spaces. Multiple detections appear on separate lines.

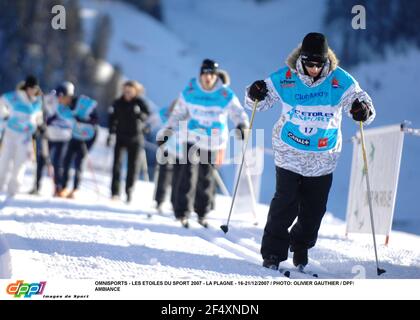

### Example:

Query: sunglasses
xmin=201 ymin=69 xmax=217 ymax=75
xmin=303 ymin=60 xmax=324 ymax=68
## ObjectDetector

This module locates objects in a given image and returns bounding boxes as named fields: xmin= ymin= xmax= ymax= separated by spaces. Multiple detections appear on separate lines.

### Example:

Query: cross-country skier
xmin=245 ymin=33 xmax=376 ymax=270
xmin=0 ymin=75 xmax=43 ymax=197
xmin=30 ymin=81 xmax=76 ymax=196
xmin=59 ymin=92 xmax=98 ymax=199
xmin=158 ymin=59 xmax=249 ymax=228
xmin=107 ymin=80 xmax=151 ymax=203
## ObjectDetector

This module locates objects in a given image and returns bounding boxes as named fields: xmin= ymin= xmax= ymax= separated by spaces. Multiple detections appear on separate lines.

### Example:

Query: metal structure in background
xmin=401 ymin=120 xmax=420 ymax=136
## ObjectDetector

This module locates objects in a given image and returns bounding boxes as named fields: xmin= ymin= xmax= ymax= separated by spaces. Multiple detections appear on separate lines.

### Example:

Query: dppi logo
xmin=6 ymin=280 xmax=46 ymax=298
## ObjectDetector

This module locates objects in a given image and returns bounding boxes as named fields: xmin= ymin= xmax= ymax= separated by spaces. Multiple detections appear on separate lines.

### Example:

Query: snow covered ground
xmin=0 ymin=130 xmax=419 ymax=281
xmin=80 ymin=0 xmax=199 ymax=107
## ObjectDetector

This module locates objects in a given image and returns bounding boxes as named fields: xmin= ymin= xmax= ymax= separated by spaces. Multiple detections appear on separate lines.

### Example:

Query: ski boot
xmin=29 ymin=187 xmax=39 ymax=196
xmin=262 ymin=255 xmax=280 ymax=270
xmin=177 ymin=217 xmax=189 ymax=229
xmin=197 ymin=217 xmax=209 ymax=228
xmin=67 ymin=189 xmax=78 ymax=199
xmin=292 ymin=249 xmax=308 ymax=267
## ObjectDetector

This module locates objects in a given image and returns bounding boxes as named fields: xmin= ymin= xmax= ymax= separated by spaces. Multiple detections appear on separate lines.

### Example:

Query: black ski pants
xmin=154 ymin=162 xmax=173 ymax=206
xmin=35 ymin=139 xmax=67 ymax=191
xmin=111 ymin=137 xmax=142 ymax=197
xmin=261 ymin=167 xmax=333 ymax=261
xmin=173 ymin=144 xmax=216 ymax=219
xmin=61 ymin=138 xmax=95 ymax=190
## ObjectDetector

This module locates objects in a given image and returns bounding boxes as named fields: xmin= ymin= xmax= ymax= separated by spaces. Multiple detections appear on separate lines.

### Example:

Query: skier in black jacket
xmin=107 ymin=80 xmax=151 ymax=203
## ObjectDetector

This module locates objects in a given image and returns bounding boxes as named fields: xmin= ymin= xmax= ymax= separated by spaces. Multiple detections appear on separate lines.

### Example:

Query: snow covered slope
xmin=0 ymin=131 xmax=419 ymax=281
xmin=81 ymin=0 xmax=200 ymax=106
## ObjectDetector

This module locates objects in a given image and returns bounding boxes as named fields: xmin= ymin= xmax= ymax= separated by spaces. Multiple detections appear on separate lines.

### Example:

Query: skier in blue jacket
xmin=59 ymin=94 xmax=98 ymax=199
xmin=31 ymin=82 xmax=76 ymax=196
xmin=158 ymin=59 xmax=249 ymax=228
xmin=0 ymin=76 xmax=43 ymax=197
xmin=245 ymin=33 xmax=376 ymax=270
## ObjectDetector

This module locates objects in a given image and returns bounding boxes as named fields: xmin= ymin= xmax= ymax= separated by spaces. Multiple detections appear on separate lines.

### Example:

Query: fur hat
xmin=23 ymin=75 xmax=39 ymax=89
xmin=200 ymin=59 xmax=219 ymax=75
xmin=300 ymin=32 xmax=329 ymax=63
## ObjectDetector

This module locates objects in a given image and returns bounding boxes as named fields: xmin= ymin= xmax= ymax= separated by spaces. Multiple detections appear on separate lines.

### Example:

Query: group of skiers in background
xmin=0 ymin=58 xmax=250 ymax=230
xmin=0 ymin=32 xmax=376 ymax=271
xmin=0 ymin=77 xmax=98 ymax=200
xmin=0 ymin=76 xmax=153 ymax=203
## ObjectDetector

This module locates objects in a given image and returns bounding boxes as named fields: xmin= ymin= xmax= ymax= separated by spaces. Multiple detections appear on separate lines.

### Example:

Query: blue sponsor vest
xmin=48 ymin=104 xmax=74 ymax=129
xmin=72 ymin=95 xmax=97 ymax=141
xmin=2 ymin=91 xmax=42 ymax=134
xmin=270 ymin=67 xmax=355 ymax=152
xmin=182 ymin=78 xmax=234 ymax=138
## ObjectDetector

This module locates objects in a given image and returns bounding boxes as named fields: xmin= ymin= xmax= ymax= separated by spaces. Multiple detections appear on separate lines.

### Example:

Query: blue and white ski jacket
xmin=72 ymin=95 xmax=98 ymax=141
xmin=245 ymin=46 xmax=375 ymax=177
xmin=0 ymin=90 xmax=43 ymax=136
xmin=43 ymin=93 xmax=75 ymax=142
xmin=165 ymin=77 xmax=249 ymax=151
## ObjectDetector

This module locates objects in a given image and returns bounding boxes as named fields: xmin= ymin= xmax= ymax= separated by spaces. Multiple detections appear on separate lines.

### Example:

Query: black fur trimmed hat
xmin=301 ymin=32 xmax=328 ymax=63
xmin=23 ymin=75 xmax=39 ymax=89
xmin=200 ymin=59 xmax=219 ymax=74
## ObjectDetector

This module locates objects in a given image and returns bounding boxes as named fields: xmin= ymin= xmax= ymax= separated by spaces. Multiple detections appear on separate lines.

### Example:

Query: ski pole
xmin=86 ymin=154 xmax=100 ymax=198
xmin=82 ymin=141 xmax=100 ymax=199
xmin=41 ymin=137 xmax=54 ymax=178
xmin=211 ymin=165 xmax=230 ymax=197
xmin=220 ymin=99 xmax=258 ymax=234
xmin=359 ymin=121 xmax=386 ymax=276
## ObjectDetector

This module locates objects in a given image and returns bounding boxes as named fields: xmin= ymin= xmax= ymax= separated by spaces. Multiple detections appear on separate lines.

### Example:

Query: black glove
xmin=34 ymin=124 xmax=46 ymax=138
xmin=38 ymin=124 xmax=46 ymax=135
xmin=248 ymin=80 xmax=268 ymax=102
xmin=350 ymin=99 xmax=372 ymax=122
xmin=235 ymin=123 xmax=248 ymax=140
